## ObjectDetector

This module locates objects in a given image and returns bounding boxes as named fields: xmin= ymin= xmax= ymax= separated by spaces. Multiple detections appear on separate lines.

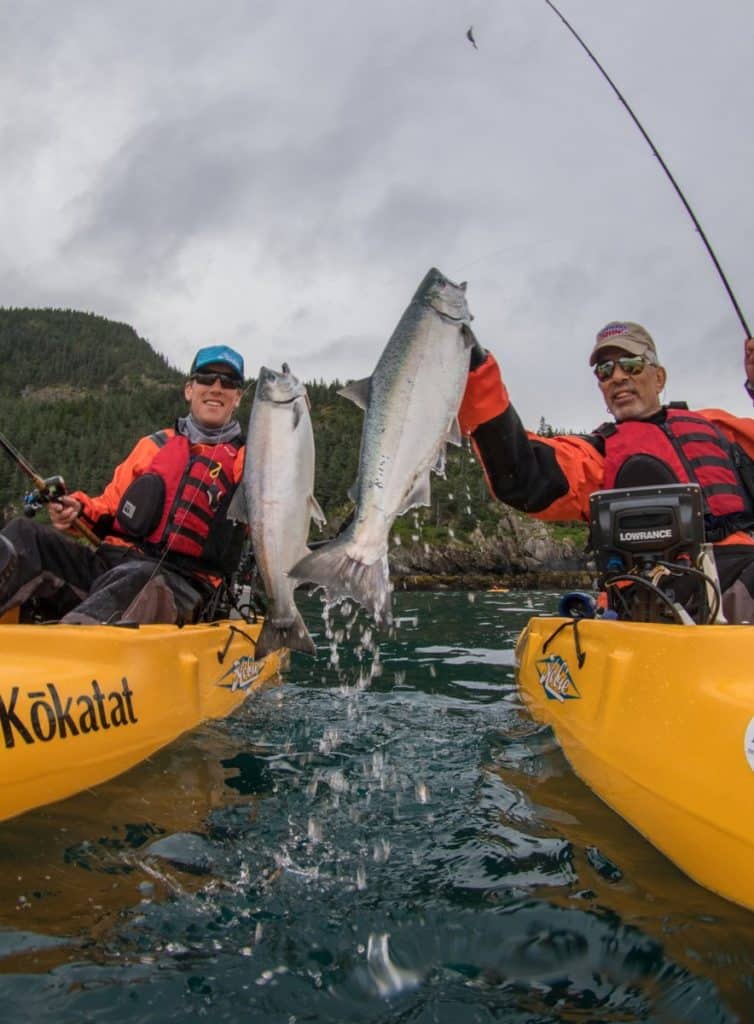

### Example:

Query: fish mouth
xmin=426 ymin=282 xmax=469 ymax=322
xmin=427 ymin=296 xmax=470 ymax=323
xmin=258 ymin=364 xmax=306 ymax=404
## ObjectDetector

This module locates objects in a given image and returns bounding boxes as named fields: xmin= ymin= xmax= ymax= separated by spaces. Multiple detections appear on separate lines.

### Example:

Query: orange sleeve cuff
xmin=458 ymin=353 xmax=510 ymax=435
xmin=69 ymin=490 xmax=95 ymax=522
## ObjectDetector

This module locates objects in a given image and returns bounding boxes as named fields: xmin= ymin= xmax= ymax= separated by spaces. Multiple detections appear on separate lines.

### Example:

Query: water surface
xmin=0 ymin=590 xmax=751 ymax=1022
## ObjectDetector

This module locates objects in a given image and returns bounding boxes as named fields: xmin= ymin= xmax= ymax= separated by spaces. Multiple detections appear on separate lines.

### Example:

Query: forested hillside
xmin=0 ymin=308 xmax=586 ymax=569
xmin=0 ymin=309 xmax=185 ymax=517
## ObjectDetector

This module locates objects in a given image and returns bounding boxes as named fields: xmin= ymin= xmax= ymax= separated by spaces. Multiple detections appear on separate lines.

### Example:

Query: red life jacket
xmin=114 ymin=430 xmax=244 ymax=571
xmin=598 ymin=407 xmax=753 ymax=541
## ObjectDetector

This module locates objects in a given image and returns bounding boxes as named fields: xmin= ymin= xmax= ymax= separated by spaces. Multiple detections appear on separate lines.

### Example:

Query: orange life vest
xmin=598 ymin=408 xmax=753 ymax=541
xmin=113 ymin=431 xmax=245 ymax=573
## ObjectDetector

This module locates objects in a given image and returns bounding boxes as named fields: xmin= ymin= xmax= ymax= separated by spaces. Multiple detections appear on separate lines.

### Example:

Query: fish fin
xmin=290 ymin=541 xmax=392 ymax=626
xmin=256 ymin=611 xmax=316 ymax=659
xmin=293 ymin=401 xmax=302 ymax=429
xmin=338 ymin=376 xmax=371 ymax=411
xmin=226 ymin=486 xmax=248 ymax=523
xmin=461 ymin=323 xmax=478 ymax=348
xmin=446 ymin=416 xmax=462 ymax=446
xmin=309 ymin=495 xmax=326 ymax=528
xmin=397 ymin=471 xmax=432 ymax=515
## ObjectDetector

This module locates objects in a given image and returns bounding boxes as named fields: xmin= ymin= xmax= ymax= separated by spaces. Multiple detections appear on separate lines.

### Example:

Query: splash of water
xmin=365 ymin=932 xmax=422 ymax=997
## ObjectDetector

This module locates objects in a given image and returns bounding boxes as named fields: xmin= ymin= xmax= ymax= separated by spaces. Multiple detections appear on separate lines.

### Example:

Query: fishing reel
xmin=202 ymin=539 xmax=265 ymax=623
xmin=589 ymin=483 xmax=720 ymax=624
xmin=23 ymin=475 xmax=67 ymax=517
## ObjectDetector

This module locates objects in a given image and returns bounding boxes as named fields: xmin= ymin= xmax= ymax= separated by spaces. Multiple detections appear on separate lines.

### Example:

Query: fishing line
xmin=542 ymin=0 xmax=751 ymax=338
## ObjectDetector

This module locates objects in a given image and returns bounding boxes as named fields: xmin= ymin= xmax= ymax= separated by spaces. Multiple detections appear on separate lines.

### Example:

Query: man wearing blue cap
xmin=0 ymin=345 xmax=248 ymax=625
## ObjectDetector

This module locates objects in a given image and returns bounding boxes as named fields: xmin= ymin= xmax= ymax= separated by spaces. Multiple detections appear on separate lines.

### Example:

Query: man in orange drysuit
xmin=0 ymin=345 xmax=247 ymax=625
xmin=458 ymin=322 xmax=754 ymax=622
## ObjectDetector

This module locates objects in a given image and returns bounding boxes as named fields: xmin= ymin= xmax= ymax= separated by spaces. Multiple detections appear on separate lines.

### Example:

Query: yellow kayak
xmin=0 ymin=615 xmax=284 ymax=823
xmin=515 ymin=616 xmax=754 ymax=912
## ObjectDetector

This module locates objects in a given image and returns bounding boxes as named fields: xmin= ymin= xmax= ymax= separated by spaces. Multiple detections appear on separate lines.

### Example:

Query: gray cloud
xmin=0 ymin=0 xmax=752 ymax=430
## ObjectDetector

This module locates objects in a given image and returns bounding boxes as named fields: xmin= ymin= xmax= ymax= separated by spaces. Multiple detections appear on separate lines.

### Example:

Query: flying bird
xmin=466 ymin=26 xmax=478 ymax=49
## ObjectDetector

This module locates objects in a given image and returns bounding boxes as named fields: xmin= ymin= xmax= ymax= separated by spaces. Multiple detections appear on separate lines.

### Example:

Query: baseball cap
xmin=589 ymin=322 xmax=659 ymax=366
xmin=190 ymin=345 xmax=245 ymax=381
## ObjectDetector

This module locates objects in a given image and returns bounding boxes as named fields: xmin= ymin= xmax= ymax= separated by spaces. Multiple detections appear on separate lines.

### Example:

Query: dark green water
xmin=0 ymin=591 xmax=752 ymax=1022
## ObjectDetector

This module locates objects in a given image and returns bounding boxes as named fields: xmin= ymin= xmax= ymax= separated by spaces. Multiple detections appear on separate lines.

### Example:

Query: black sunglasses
xmin=190 ymin=372 xmax=243 ymax=389
xmin=593 ymin=355 xmax=654 ymax=382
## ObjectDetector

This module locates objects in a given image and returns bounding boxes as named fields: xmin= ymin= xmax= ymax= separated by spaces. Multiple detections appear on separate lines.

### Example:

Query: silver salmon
xmin=229 ymin=364 xmax=325 ymax=657
xmin=291 ymin=268 xmax=473 ymax=624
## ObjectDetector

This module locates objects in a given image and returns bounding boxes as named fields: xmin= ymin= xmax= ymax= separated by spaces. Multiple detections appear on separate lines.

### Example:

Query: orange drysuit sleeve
xmin=700 ymin=408 xmax=754 ymax=460
xmin=71 ymin=434 xmax=165 ymax=526
xmin=459 ymin=352 xmax=605 ymax=522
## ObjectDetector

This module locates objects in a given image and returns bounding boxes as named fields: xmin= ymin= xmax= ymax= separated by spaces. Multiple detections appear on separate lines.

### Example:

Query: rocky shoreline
xmin=388 ymin=515 xmax=592 ymax=592
xmin=393 ymin=569 xmax=593 ymax=591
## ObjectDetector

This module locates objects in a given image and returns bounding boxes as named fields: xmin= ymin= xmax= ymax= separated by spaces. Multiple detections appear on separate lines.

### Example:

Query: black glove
xmin=463 ymin=325 xmax=488 ymax=371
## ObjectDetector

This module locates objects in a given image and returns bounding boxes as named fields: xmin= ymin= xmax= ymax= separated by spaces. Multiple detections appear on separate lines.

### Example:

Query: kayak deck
xmin=515 ymin=616 xmax=754 ymax=911
xmin=0 ymin=618 xmax=283 ymax=822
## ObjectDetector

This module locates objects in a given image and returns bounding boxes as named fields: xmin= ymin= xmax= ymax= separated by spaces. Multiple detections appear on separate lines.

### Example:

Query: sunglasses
xmin=593 ymin=355 xmax=654 ymax=382
xmin=191 ymin=372 xmax=243 ymax=389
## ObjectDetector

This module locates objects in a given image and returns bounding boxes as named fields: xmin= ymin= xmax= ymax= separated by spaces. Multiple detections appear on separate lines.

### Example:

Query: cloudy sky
xmin=2 ymin=0 xmax=753 ymax=428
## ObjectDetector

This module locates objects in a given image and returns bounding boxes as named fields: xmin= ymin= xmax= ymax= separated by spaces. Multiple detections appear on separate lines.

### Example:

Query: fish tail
xmin=290 ymin=540 xmax=392 ymax=626
xmin=256 ymin=611 xmax=316 ymax=659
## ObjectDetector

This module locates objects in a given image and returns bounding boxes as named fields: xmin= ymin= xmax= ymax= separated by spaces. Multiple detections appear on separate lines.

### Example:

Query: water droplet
xmin=373 ymin=838 xmax=391 ymax=864
xmin=366 ymin=933 xmax=422 ymax=996
xmin=415 ymin=781 xmax=430 ymax=804
xmin=327 ymin=768 xmax=349 ymax=794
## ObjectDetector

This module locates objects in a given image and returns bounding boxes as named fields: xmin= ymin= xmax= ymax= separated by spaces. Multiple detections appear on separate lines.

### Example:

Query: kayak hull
xmin=515 ymin=616 xmax=754 ymax=911
xmin=0 ymin=619 xmax=283 ymax=822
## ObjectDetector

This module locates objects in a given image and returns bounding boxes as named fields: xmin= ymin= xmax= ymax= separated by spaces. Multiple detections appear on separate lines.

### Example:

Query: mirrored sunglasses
xmin=191 ymin=372 xmax=243 ymax=389
xmin=593 ymin=355 xmax=653 ymax=382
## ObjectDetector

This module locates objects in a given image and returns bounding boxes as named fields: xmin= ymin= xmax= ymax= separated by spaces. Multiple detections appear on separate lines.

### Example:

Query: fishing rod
xmin=542 ymin=0 xmax=751 ymax=339
xmin=0 ymin=428 xmax=100 ymax=546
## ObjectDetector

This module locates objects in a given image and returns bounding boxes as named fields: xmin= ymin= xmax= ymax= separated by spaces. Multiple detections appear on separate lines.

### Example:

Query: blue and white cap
xmin=190 ymin=345 xmax=245 ymax=381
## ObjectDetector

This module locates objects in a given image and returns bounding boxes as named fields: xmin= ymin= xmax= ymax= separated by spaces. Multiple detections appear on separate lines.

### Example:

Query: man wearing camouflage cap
xmin=458 ymin=322 xmax=754 ymax=622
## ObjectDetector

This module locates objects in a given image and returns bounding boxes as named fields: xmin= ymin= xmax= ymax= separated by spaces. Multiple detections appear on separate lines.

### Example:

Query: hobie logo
xmin=745 ymin=718 xmax=754 ymax=773
xmin=217 ymin=656 xmax=263 ymax=692
xmin=536 ymin=655 xmax=580 ymax=702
